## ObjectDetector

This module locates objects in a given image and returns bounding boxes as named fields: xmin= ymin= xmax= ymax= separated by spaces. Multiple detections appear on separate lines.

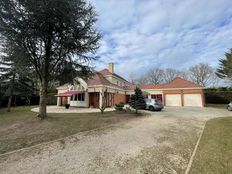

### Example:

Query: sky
xmin=89 ymin=0 xmax=232 ymax=79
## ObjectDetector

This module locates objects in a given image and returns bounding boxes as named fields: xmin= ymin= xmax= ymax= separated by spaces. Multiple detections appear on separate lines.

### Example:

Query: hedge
xmin=205 ymin=91 xmax=232 ymax=104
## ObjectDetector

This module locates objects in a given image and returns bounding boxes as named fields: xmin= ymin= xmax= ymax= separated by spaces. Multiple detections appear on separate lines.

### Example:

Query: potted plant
xmin=65 ymin=104 xmax=70 ymax=109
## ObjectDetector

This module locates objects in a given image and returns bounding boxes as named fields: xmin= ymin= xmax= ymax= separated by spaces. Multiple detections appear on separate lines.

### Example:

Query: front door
xmin=89 ymin=92 xmax=99 ymax=108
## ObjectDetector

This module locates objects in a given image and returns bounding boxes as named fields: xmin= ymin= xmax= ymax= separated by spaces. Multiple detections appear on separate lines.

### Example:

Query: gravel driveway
xmin=1 ymin=107 xmax=231 ymax=174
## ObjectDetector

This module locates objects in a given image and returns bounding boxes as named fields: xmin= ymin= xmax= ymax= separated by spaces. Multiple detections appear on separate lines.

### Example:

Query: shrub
xmin=115 ymin=102 xmax=125 ymax=111
xmin=205 ymin=91 xmax=232 ymax=104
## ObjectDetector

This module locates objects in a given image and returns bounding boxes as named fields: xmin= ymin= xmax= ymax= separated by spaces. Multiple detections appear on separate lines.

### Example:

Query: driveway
xmin=1 ymin=107 xmax=231 ymax=174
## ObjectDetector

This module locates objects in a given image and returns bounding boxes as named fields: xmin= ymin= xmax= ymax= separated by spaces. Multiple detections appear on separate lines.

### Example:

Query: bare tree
xmin=188 ymin=63 xmax=219 ymax=87
xmin=98 ymin=88 xmax=107 ymax=114
xmin=146 ymin=68 xmax=164 ymax=84
xmin=163 ymin=68 xmax=182 ymax=83
xmin=134 ymin=76 xmax=149 ymax=85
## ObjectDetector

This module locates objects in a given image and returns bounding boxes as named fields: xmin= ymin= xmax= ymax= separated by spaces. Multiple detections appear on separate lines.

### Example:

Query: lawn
xmin=0 ymin=106 xmax=139 ymax=154
xmin=190 ymin=117 xmax=232 ymax=174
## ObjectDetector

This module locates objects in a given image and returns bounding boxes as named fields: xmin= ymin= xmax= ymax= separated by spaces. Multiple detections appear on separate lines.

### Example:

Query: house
xmin=56 ymin=63 xmax=133 ymax=108
xmin=56 ymin=63 xmax=205 ymax=108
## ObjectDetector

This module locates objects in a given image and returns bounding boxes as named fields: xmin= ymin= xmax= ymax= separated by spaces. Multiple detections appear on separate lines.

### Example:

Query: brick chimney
xmin=108 ymin=63 xmax=114 ymax=73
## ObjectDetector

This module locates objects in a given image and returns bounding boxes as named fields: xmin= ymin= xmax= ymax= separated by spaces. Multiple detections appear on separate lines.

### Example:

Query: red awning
xmin=55 ymin=90 xmax=83 ymax=97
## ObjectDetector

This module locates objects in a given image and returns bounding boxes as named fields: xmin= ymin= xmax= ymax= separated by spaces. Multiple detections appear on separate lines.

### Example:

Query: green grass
xmin=206 ymin=104 xmax=227 ymax=109
xmin=0 ymin=106 xmax=139 ymax=154
xmin=190 ymin=117 xmax=232 ymax=174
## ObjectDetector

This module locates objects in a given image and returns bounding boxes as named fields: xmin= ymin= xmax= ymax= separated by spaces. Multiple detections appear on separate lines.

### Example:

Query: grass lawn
xmin=0 ymin=106 xmax=140 ymax=154
xmin=206 ymin=104 xmax=227 ymax=109
xmin=190 ymin=117 xmax=232 ymax=174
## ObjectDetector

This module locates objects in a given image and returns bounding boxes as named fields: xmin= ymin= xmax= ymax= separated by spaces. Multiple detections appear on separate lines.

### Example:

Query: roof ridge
xmin=170 ymin=76 xmax=203 ymax=87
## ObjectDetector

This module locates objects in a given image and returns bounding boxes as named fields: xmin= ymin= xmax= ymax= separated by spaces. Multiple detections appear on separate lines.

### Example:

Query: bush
xmin=205 ymin=91 xmax=232 ymax=104
xmin=47 ymin=93 xmax=57 ymax=105
xmin=115 ymin=102 xmax=125 ymax=111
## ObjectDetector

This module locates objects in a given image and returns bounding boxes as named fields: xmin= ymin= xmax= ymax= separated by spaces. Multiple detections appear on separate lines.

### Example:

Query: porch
xmin=56 ymin=90 xmax=88 ymax=107
xmin=56 ymin=91 xmax=116 ymax=108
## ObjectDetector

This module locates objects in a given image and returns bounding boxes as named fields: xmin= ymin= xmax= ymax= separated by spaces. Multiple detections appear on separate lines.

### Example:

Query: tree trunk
xmin=7 ymin=74 xmax=15 ymax=112
xmin=38 ymin=81 xmax=47 ymax=119
xmin=7 ymin=96 xmax=12 ymax=112
xmin=0 ymin=84 xmax=2 ymax=108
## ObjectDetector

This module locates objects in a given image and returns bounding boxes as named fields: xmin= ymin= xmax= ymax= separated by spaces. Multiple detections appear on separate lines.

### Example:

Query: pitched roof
xmin=87 ymin=72 xmax=124 ymax=89
xmin=99 ymin=69 xmax=128 ymax=82
xmin=87 ymin=72 xmax=112 ymax=86
xmin=141 ymin=77 xmax=203 ymax=89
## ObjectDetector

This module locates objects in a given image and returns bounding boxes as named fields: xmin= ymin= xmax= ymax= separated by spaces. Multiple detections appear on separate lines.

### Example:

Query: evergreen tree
xmin=0 ymin=41 xmax=34 ymax=111
xmin=0 ymin=0 xmax=101 ymax=119
xmin=216 ymin=49 xmax=232 ymax=80
xmin=129 ymin=87 xmax=146 ymax=114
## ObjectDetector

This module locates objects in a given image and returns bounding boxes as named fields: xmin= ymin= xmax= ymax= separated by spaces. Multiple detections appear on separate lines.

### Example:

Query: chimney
xmin=108 ymin=63 xmax=114 ymax=73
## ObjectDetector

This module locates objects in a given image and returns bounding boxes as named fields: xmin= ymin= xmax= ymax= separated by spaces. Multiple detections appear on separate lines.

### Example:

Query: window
xmin=151 ymin=94 xmax=162 ymax=102
xmin=74 ymin=94 xmax=78 ymax=101
xmin=78 ymin=93 xmax=85 ymax=101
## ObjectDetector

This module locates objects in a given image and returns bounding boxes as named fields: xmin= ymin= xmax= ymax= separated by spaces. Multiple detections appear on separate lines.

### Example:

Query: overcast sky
xmin=90 ymin=0 xmax=232 ymax=79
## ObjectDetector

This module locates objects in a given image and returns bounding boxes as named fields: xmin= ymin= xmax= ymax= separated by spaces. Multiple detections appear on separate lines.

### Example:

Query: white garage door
xmin=184 ymin=94 xmax=202 ymax=107
xmin=165 ymin=94 xmax=182 ymax=106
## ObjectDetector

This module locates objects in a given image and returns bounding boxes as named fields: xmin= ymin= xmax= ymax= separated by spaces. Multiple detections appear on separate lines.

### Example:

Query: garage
xmin=184 ymin=94 xmax=203 ymax=107
xmin=165 ymin=94 xmax=182 ymax=106
xmin=141 ymin=77 xmax=205 ymax=107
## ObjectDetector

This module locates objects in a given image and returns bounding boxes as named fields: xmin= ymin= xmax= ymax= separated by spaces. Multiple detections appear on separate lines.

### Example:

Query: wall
xmin=114 ymin=93 xmax=126 ymax=105
xmin=105 ymin=76 xmax=126 ymax=88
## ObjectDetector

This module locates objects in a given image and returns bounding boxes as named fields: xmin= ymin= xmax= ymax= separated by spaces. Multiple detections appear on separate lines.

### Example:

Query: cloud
xmin=90 ymin=0 xmax=232 ymax=79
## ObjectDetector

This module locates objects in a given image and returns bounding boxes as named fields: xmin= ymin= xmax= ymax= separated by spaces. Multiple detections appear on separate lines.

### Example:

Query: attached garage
xmin=141 ymin=77 xmax=205 ymax=107
xmin=165 ymin=94 xmax=182 ymax=106
xmin=184 ymin=94 xmax=203 ymax=107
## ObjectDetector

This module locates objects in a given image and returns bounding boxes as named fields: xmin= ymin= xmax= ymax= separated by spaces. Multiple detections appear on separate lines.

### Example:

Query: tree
xmin=134 ymin=68 xmax=164 ymax=85
xmin=163 ymin=68 xmax=183 ymax=83
xmin=0 ymin=41 xmax=34 ymax=111
xmin=146 ymin=68 xmax=164 ymax=84
xmin=0 ymin=0 xmax=101 ymax=119
xmin=188 ymin=63 xmax=219 ymax=87
xmin=216 ymin=49 xmax=232 ymax=81
xmin=129 ymin=87 xmax=146 ymax=114
xmin=134 ymin=76 xmax=149 ymax=85
xmin=98 ymin=88 xmax=107 ymax=114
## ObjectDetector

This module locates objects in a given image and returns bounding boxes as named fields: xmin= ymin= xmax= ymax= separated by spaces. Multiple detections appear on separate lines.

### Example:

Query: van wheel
xmin=149 ymin=106 xmax=154 ymax=111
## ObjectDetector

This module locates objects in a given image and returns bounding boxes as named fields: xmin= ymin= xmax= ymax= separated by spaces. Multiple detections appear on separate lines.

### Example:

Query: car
xmin=227 ymin=102 xmax=232 ymax=111
xmin=145 ymin=99 xmax=164 ymax=111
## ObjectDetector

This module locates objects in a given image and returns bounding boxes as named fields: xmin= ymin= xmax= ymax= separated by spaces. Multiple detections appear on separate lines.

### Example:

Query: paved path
xmin=1 ymin=107 xmax=231 ymax=174
xmin=31 ymin=105 xmax=115 ymax=113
